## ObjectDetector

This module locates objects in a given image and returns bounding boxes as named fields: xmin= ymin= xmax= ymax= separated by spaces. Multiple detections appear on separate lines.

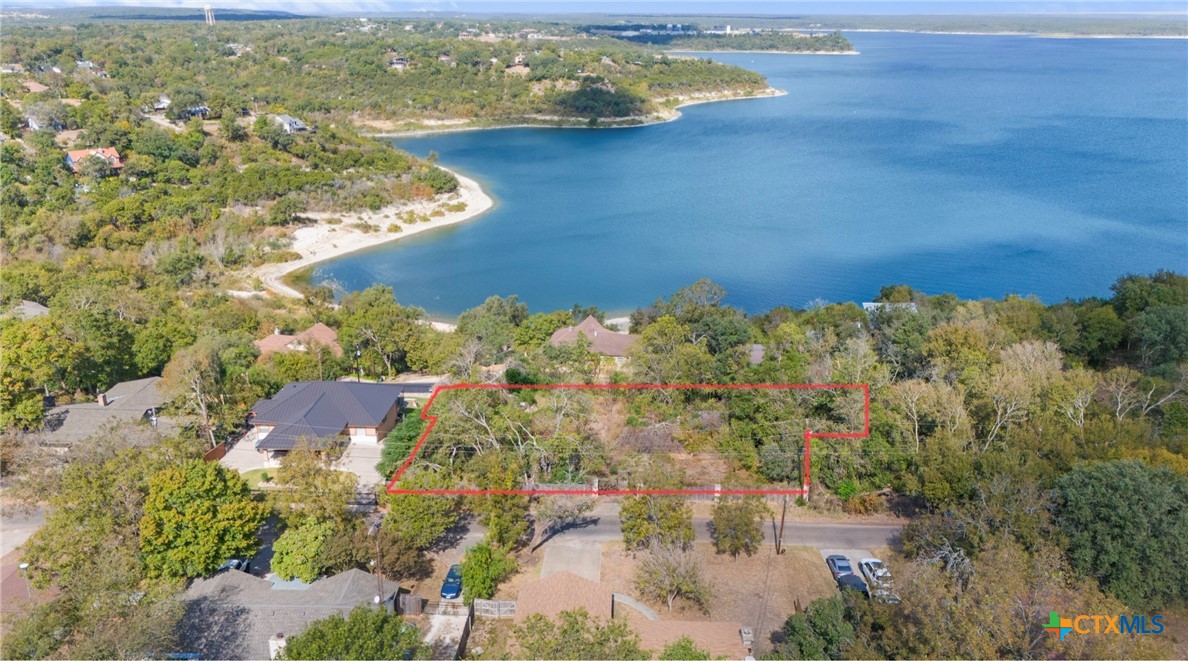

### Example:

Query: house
xmin=75 ymin=60 xmax=96 ymax=71
xmin=22 ymin=80 xmax=49 ymax=93
xmin=178 ymin=104 xmax=211 ymax=120
xmin=40 ymin=377 xmax=176 ymax=449
xmin=152 ymin=94 xmax=171 ymax=111
xmin=388 ymin=56 xmax=409 ymax=71
xmin=549 ymin=315 xmax=640 ymax=358
xmin=65 ymin=147 xmax=123 ymax=173
xmin=0 ymin=64 xmax=24 ymax=75
xmin=273 ymin=113 xmax=308 ymax=134
xmin=516 ymin=572 xmax=750 ymax=659
xmin=247 ymin=381 xmax=405 ymax=462
xmin=178 ymin=568 xmax=402 ymax=660
xmin=747 ymin=343 xmax=766 ymax=365
xmin=253 ymin=322 xmax=343 ymax=357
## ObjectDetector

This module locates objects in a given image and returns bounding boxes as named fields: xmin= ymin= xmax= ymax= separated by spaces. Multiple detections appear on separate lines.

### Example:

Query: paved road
xmin=459 ymin=507 xmax=902 ymax=551
xmin=1 ymin=505 xmax=46 ymax=557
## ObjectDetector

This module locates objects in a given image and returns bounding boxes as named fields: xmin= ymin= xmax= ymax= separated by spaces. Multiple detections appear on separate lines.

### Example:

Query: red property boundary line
xmin=385 ymin=383 xmax=870 ymax=496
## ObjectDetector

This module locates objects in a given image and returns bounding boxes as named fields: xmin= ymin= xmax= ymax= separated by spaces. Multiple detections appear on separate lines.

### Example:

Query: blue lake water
xmin=311 ymin=32 xmax=1188 ymax=317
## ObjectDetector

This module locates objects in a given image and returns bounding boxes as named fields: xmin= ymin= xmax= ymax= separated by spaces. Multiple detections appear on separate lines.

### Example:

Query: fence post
xmin=593 ymin=478 xmax=599 ymax=498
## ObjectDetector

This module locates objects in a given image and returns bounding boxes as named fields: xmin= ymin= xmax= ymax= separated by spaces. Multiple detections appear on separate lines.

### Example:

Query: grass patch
xmin=241 ymin=468 xmax=275 ymax=489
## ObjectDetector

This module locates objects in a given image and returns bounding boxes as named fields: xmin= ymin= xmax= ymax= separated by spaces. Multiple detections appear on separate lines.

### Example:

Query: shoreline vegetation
xmin=361 ymin=87 xmax=785 ymax=137
xmin=845 ymin=28 xmax=1188 ymax=39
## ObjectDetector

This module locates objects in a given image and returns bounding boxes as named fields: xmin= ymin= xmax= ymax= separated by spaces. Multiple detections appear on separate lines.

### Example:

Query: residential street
xmin=454 ymin=503 xmax=902 ymax=553
xmin=1 ymin=505 xmax=46 ymax=557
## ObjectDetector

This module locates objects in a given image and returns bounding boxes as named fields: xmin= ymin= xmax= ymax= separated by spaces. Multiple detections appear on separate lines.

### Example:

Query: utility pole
xmin=776 ymin=495 xmax=788 ymax=555
xmin=369 ymin=518 xmax=384 ymax=608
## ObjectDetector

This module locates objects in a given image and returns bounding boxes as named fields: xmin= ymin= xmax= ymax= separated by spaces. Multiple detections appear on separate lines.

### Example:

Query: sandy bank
xmin=364 ymin=87 xmax=785 ymax=138
xmin=241 ymin=168 xmax=493 ymax=299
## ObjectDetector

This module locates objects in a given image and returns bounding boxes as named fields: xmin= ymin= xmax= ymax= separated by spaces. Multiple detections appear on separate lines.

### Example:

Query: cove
xmin=309 ymin=32 xmax=1188 ymax=317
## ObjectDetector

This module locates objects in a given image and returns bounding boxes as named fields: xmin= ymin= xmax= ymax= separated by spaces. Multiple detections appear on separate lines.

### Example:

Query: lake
xmin=310 ymin=32 xmax=1188 ymax=317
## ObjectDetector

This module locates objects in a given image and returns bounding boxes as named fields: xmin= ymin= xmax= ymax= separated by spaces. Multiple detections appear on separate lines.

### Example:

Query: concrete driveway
xmin=336 ymin=444 xmax=384 ymax=487
xmin=220 ymin=440 xmax=267 ymax=473
xmin=541 ymin=544 xmax=601 ymax=582
xmin=0 ymin=505 xmax=45 ymax=557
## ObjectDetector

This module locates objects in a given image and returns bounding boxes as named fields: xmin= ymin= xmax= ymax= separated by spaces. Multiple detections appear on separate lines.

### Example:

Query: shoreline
xmin=363 ymin=87 xmax=786 ymax=138
xmin=238 ymin=167 xmax=494 ymax=299
xmin=667 ymin=49 xmax=860 ymax=55
xmin=844 ymin=28 xmax=1187 ymax=39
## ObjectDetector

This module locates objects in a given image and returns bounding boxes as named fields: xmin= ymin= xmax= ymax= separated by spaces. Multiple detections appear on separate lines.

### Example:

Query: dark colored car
xmin=440 ymin=564 xmax=463 ymax=599
xmin=837 ymin=573 xmax=870 ymax=599
xmin=825 ymin=554 xmax=854 ymax=579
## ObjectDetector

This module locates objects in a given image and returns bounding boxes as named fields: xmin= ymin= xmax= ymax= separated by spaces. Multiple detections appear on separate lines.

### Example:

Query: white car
xmin=858 ymin=558 xmax=893 ymax=588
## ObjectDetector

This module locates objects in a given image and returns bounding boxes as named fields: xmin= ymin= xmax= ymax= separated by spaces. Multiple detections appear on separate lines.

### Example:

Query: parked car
xmin=825 ymin=554 xmax=854 ymax=579
xmin=858 ymin=558 xmax=893 ymax=588
xmin=836 ymin=573 xmax=870 ymax=599
xmin=440 ymin=564 xmax=463 ymax=599
xmin=216 ymin=558 xmax=251 ymax=573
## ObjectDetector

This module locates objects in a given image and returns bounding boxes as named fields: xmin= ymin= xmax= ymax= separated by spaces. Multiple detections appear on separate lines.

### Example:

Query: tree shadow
xmin=530 ymin=515 xmax=601 ymax=552
xmin=429 ymin=515 xmax=473 ymax=554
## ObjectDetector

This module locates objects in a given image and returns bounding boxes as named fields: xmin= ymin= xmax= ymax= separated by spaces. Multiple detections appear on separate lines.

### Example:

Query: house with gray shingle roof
xmin=40 ymin=377 xmax=176 ymax=448
xmin=178 ymin=568 xmax=403 ymax=660
xmin=248 ymin=381 xmax=404 ymax=463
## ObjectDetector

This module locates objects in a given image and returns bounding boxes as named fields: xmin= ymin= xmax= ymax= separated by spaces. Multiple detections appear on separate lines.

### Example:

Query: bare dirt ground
xmin=599 ymin=541 xmax=836 ymax=655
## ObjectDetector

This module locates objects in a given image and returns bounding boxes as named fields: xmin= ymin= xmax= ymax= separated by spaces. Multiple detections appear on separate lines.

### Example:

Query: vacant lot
xmin=600 ymin=541 xmax=837 ymax=654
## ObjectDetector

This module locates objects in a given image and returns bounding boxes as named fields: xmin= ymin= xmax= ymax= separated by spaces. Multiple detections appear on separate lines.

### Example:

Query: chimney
xmin=268 ymin=633 xmax=286 ymax=660
xmin=97 ymin=393 xmax=108 ymax=406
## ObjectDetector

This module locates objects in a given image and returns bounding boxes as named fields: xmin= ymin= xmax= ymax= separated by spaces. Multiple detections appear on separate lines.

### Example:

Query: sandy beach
xmin=241 ymin=168 xmax=493 ymax=299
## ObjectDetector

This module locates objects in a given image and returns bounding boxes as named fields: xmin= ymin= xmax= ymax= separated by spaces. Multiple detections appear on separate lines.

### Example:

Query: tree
xmin=514 ymin=609 xmax=650 ymax=660
xmin=160 ymin=337 xmax=225 ymax=447
xmin=272 ymin=519 xmax=335 ymax=583
xmin=635 ymin=543 xmax=711 ymax=612
xmin=383 ymin=469 xmax=460 ymax=551
xmin=658 ymin=636 xmax=711 ymax=660
xmin=140 ymin=459 xmax=269 ymax=579
xmin=0 ymin=315 xmax=85 ymax=428
xmin=710 ymin=496 xmax=770 ymax=557
xmin=340 ymin=286 xmax=425 ymax=376
xmin=376 ymin=411 xmax=425 ymax=477
xmin=1056 ymin=460 xmax=1188 ymax=609
xmin=279 ymin=605 xmax=427 ymax=660
xmin=621 ymin=494 xmax=694 ymax=551
xmin=460 ymin=541 xmax=517 ymax=603
xmin=273 ymin=444 xmax=358 ymax=526
xmin=770 ymin=596 xmax=853 ymax=660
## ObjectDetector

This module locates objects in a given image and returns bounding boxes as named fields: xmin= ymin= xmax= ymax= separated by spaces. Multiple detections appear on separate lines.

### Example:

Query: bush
xmin=841 ymin=492 xmax=884 ymax=516
xmin=460 ymin=541 xmax=517 ymax=603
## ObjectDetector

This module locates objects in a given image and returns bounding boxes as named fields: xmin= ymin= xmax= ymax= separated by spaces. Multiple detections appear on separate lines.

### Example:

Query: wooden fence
xmin=472 ymin=599 xmax=517 ymax=619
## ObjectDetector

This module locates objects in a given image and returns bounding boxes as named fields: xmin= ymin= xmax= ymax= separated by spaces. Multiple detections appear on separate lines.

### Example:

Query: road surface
xmin=1 ymin=505 xmax=46 ymax=557
xmin=456 ymin=505 xmax=902 ymax=551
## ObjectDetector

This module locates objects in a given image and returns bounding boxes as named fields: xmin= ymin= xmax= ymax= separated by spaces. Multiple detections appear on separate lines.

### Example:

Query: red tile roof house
xmin=247 ymin=381 xmax=404 ymax=465
xmin=65 ymin=147 xmax=123 ymax=174
xmin=253 ymin=322 xmax=344 ymax=357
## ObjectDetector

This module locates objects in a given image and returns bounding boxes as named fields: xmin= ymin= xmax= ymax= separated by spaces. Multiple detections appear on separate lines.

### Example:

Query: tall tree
xmin=514 ymin=609 xmax=650 ymax=660
xmin=634 ymin=543 xmax=711 ymax=612
xmin=710 ymin=496 xmax=770 ymax=557
xmin=140 ymin=459 xmax=269 ymax=579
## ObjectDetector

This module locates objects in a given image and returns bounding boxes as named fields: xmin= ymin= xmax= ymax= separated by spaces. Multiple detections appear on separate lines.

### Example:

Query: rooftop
xmin=40 ymin=377 xmax=174 ymax=447
xmin=251 ymin=381 xmax=405 ymax=451
xmin=549 ymin=316 xmax=640 ymax=358
xmin=178 ymin=568 xmax=401 ymax=660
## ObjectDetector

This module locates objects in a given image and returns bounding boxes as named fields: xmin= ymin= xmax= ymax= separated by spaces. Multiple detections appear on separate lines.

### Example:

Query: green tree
xmin=279 ymin=605 xmax=427 ymax=660
xmin=460 ymin=540 xmax=517 ymax=603
xmin=621 ymin=493 xmax=694 ymax=551
xmin=140 ymin=459 xmax=269 ymax=578
xmin=376 ymin=411 xmax=425 ymax=477
xmin=514 ymin=609 xmax=650 ymax=660
xmin=0 ymin=316 xmax=85 ymax=428
xmin=273 ymin=444 xmax=358 ymax=526
xmin=272 ymin=519 xmax=335 ymax=583
xmin=383 ymin=469 xmax=460 ymax=551
xmin=659 ymin=636 xmax=711 ymax=660
xmin=770 ymin=596 xmax=853 ymax=660
xmin=1056 ymin=460 xmax=1188 ymax=609
xmin=710 ymin=496 xmax=770 ymax=557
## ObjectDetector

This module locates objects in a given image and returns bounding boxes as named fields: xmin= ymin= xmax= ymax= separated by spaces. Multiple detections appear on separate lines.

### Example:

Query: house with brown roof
xmin=254 ymin=322 xmax=343 ymax=357
xmin=549 ymin=316 xmax=640 ymax=358
xmin=65 ymin=147 xmax=123 ymax=173
xmin=22 ymin=80 xmax=48 ymax=93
